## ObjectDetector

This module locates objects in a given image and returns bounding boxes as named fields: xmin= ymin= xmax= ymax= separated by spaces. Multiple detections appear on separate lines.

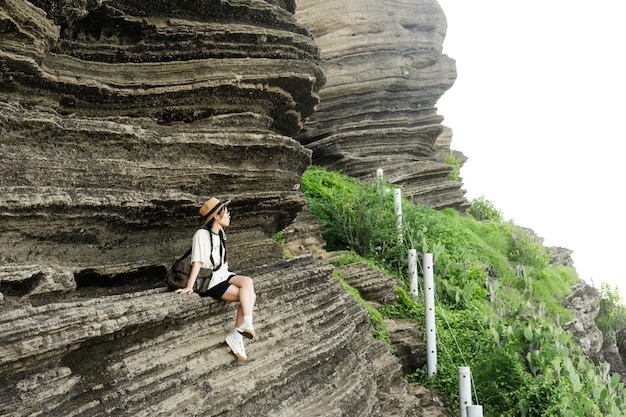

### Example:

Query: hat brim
xmin=201 ymin=199 xmax=231 ymax=226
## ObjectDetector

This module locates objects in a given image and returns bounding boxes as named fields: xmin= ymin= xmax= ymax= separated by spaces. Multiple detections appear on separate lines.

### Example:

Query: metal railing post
xmin=423 ymin=253 xmax=436 ymax=377
xmin=408 ymin=249 xmax=418 ymax=300
xmin=458 ymin=367 xmax=471 ymax=417
xmin=393 ymin=188 xmax=402 ymax=243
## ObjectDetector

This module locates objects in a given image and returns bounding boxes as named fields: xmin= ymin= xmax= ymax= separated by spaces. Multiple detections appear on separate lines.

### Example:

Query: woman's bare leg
xmin=221 ymin=275 xmax=256 ymax=340
xmin=220 ymin=275 xmax=256 ymax=316
xmin=235 ymin=304 xmax=244 ymax=328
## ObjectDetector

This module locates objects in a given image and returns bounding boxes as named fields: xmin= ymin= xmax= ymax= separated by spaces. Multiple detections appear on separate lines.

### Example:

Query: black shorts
xmin=201 ymin=275 xmax=235 ymax=300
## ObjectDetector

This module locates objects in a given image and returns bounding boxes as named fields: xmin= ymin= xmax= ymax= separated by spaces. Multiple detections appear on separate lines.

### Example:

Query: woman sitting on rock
xmin=176 ymin=197 xmax=256 ymax=361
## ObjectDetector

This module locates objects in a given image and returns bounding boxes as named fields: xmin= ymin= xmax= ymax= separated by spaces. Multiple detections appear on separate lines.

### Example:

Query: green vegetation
xmin=596 ymin=283 xmax=626 ymax=344
xmin=466 ymin=195 xmax=503 ymax=222
xmin=271 ymin=230 xmax=292 ymax=259
xmin=300 ymin=165 xmax=626 ymax=417
xmin=445 ymin=152 xmax=462 ymax=181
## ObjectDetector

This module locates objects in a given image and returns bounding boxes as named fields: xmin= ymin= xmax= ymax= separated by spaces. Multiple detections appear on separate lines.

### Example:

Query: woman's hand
xmin=175 ymin=286 xmax=194 ymax=295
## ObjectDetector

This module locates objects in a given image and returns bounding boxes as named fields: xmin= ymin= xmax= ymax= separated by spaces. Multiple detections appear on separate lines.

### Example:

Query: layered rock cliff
xmin=294 ymin=0 xmax=467 ymax=210
xmin=2 ymin=2 xmax=621 ymax=416
xmin=0 ymin=1 xmax=449 ymax=416
xmin=1 ymin=0 xmax=322 ymax=285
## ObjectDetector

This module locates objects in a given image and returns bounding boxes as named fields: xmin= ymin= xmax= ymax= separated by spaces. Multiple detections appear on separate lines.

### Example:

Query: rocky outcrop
xmin=335 ymin=261 xmax=399 ymax=306
xmin=0 ymin=2 xmax=442 ymax=416
xmin=0 ymin=256 xmax=427 ymax=417
xmin=562 ymin=278 xmax=626 ymax=380
xmin=294 ymin=0 xmax=467 ymax=210
xmin=281 ymin=209 xmax=327 ymax=257
xmin=384 ymin=318 xmax=427 ymax=376
xmin=563 ymin=280 xmax=604 ymax=360
xmin=616 ymin=329 xmax=626 ymax=374
xmin=564 ymin=279 xmax=626 ymax=380
xmin=548 ymin=246 xmax=574 ymax=268
xmin=1 ymin=0 xmax=322 ymax=286
xmin=602 ymin=337 xmax=626 ymax=380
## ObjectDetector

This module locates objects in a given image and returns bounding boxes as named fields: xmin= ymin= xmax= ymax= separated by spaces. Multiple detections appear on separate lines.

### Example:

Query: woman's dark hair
xmin=204 ymin=207 xmax=226 ymax=229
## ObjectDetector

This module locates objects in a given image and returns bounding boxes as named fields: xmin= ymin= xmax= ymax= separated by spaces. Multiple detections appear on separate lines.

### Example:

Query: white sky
xmin=436 ymin=0 xmax=626 ymax=300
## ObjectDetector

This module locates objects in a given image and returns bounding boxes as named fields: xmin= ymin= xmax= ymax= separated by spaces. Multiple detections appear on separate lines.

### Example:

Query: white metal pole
xmin=375 ymin=168 xmax=386 ymax=195
xmin=393 ymin=188 xmax=402 ymax=243
xmin=423 ymin=252 xmax=436 ymax=377
xmin=458 ymin=366 xmax=472 ymax=417
xmin=467 ymin=405 xmax=484 ymax=417
xmin=408 ymin=249 xmax=418 ymax=300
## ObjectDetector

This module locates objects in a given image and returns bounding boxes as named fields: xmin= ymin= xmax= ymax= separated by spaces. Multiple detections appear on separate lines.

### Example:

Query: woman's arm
xmin=175 ymin=261 xmax=203 ymax=294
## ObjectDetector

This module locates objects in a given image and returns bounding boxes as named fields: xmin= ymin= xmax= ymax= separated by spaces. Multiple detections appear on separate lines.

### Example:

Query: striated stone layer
xmin=294 ymin=0 xmax=468 ymax=210
xmin=0 ymin=256 xmax=426 ymax=417
xmin=0 ymin=2 xmax=441 ymax=416
xmin=0 ymin=0 xmax=323 ymax=283
xmin=335 ymin=261 xmax=399 ymax=306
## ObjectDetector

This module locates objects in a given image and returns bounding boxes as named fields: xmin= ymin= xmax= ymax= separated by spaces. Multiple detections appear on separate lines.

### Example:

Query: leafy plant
xmin=272 ymin=230 xmax=285 ymax=245
xmin=445 ymin=151 xmax=462 ymax=180
xmin=380 ymin=286 xmax=425 ymax=322
xmin=301 ymin=166 xmax=397 ymax=260
xmin=466 ymin=195 xmax=503 ymax=222
xmin=596 ymin=282 xmax=626 ymax=343
xmin=272 ymin=230 xmax=293 ymax=258
xmin=506 ymin=223 xmax=548 ymax=269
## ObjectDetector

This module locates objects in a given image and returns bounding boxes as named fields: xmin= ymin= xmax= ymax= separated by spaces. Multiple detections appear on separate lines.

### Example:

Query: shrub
xmin=506 ymin=223 xmax=548 ymax=269
xmin=301 ymin=166 xmax=397 ymax=260
xmin=466 ymin=196 xmax=503 ymax=222
xmin=596 ymin=282 xmax=626 ymax=343
xmin=445 ymin=152 xmax=461 ymax=180
xmin=472 ymin=349 xmax=526 ymax=415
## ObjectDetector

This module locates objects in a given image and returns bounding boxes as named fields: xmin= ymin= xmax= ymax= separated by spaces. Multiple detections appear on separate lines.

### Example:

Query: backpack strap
xmin=209 ymin=231 xmax=216 ymax=269
xmin=177 ymin=247 xmax=192 ymax=262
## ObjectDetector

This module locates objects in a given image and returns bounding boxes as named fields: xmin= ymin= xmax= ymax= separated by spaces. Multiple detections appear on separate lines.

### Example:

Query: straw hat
xmin=199 ymin=197 xmax=231 ymax=226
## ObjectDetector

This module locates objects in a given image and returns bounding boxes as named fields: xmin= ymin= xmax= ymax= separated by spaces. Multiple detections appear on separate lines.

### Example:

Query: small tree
xmin=596 ymin=283 xmax=626 ymax=344
xmin=466 ymin=196 xmax=503 ymax=222
xmin=445 ymin=152 xmax=462 ymax=180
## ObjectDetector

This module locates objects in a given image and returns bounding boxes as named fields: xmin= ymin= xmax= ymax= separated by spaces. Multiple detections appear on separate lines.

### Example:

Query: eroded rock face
xmin=564 ymin=280 xmax=604 ymax=360
xmin=0 ymin=2 xmax=432 ymax=416
xmin=0 ymin=256 xmax=425 ymax=417
xmin=294 ymin=0 xmax=467 ymax=210
xmin=1 ymin=0 xmax=323 ymax=288
xmin=564 ymin=280 xmax=626 ymax=380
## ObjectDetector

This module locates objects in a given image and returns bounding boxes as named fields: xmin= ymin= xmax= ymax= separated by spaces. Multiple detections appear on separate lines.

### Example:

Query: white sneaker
xmin=236 ymin=323 xmax=255 ymax=339
xmin=225 ymin=334 xmax=247 ymax=361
